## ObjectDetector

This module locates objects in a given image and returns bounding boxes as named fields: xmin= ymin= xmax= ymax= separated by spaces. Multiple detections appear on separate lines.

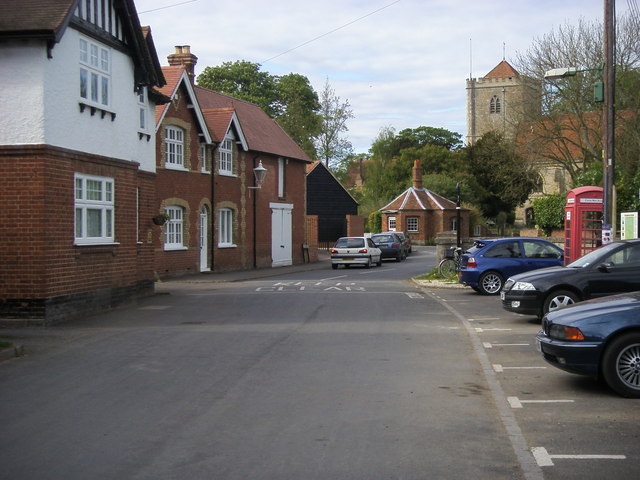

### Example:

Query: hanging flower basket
xmin=152 ymin=213 xmax=170 ymax=226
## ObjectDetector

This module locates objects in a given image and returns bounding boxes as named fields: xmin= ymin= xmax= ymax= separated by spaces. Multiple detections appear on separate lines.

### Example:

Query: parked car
xmin=371 ymin=232 xmax=406 ymax=262
xmin=396 ymin=231 xmax=412 ymax=254
xmin=330 ymin=236 xmax=382 ymax=269
xmin=502 ymin=239 xmax=640 ymax=318
xmin=536 ymin=291 xmax=640 ymax=397
xmin=458 ymin=238 xmax=564 ymax=295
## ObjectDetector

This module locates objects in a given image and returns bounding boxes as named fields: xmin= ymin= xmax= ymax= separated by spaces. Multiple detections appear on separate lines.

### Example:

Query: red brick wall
xmin=0 ymin=145 xmax=155 ymax=323
xmin=155 ymin=85 xmax=213 ymax=278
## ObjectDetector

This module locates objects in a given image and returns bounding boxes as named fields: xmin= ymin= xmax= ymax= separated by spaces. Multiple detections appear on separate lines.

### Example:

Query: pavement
xmin=155 ymin=251 xmax=333 ymax=285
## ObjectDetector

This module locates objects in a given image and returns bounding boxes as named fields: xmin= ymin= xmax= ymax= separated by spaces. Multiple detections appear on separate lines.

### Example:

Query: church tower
xmin=466 ymin=60 xmax=539 ymax=145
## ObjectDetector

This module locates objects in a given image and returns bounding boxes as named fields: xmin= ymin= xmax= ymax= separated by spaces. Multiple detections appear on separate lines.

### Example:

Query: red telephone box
xmin=564 ymin=186 xmax=603 ymax=264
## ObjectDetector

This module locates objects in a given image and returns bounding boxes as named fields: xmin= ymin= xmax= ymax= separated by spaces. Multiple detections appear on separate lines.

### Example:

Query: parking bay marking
xmin=493 ymin=364 xmax=547 ymax=373
xmin=508 ymin=397 xmax=574 ymax=409
xmin=531 ymin=447 xmax=625 ymax=467
xmin=484 ymin=342 xmax=529 ymax=349
xmin=475 ymin=327 xmax=512 ymax=333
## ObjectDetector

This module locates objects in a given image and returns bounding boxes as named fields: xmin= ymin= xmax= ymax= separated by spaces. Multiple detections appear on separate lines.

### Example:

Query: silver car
xmin=331 ymin=236 xmax=382 ymax=269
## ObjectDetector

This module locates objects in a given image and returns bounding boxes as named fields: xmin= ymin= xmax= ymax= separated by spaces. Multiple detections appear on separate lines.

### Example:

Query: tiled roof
xmin=381 ymin=187 xmax=462 ymax=212
xmin=201 ymin=108 xmax=236 ymax=143
xmin=484 ymin=60 xmax=520 ymax=78
xmin=0 ymin=0 xmax=75 ymax=37
xmin=194 ymin=85 xmax=312 ymax=163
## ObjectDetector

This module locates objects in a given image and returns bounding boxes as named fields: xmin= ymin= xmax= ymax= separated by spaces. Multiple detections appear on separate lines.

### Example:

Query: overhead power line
xmin=262 ymin=0 xmax=401 ymax=64
xmin=138 ymin=0 xmax=198 ymax=14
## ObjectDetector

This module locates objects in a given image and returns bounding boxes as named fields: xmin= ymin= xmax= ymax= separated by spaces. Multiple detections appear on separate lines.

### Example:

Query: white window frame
xmin=388 ymin=216 xmax=396 ymax=231
xmin=74 ymin=173 xmax=114 ymax=245
xmin=219 ymin=136 xmax=234 ymax=175
xmin=407 ymin=217 xmax=419 ymax=233
xmin=218 ymin=208 xmax=235 ymax=247
xmin=165 ymin=126 xmax=185 ymax=170
xmin=79 ymin=37 xmax=110 ymax=108
xmin=137 ymin=87 xmax=147 ymax=131
xmin=164 ymin=206 xmax=185 ymax=250
xmin=200 ymin=144 xmax=210 ymax=173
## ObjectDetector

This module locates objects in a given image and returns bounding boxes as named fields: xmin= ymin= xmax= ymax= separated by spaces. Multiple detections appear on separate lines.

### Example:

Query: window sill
xmin=164 ymin=246 xmax=188 ymax=251
xmin=164 ymin=164 xmax=188 ymax=172
xmin=218 ymin=244 xmax=237 ymax=249
xmin=75 ymin=241 xmax=120 ymax=246
xmin=79 ymin=101 xmax=116 ymax=121
xmin=218 ymin=171 xmax=236 ymax=178
xmin=138 ymin=132 xmax=151 ymax=142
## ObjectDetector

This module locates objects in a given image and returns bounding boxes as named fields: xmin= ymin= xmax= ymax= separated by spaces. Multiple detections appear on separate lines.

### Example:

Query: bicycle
xmin=438 ymin=246 xmax=463 ymax=279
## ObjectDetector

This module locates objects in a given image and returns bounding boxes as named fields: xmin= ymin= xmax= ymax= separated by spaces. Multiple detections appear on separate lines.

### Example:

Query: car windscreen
xmin=334 ymin=238 xmax=365 ymax=248
xmin=567 ymin=242 xmax=619 ymax=268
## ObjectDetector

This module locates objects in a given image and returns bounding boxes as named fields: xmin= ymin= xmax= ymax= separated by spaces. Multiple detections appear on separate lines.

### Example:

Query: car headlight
xmin=549 ymin=325 xmax=585 ymax=341
xmin=510 ymin=281 xmax=536 ymax=291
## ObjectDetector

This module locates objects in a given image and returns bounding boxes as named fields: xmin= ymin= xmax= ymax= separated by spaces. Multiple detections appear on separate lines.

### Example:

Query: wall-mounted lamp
xmin=249 ymin=160 xmax=267 ymax=189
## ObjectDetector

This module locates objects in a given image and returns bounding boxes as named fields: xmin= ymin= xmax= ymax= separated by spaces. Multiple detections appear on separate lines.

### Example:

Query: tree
xmin=197 ymin=60 xmax=279 ymax=115
xmin=314 ymin=78 xmax=354 ymax=170
xmin=273 ymin=73 xmax=322 ymax=158
xmin=466 ymin=131 xmax=538 ymax=218
xmin=532 ymin=194 xmax=565 ymax=235
xmin=197 ymin=61 xmax=321 ymax=159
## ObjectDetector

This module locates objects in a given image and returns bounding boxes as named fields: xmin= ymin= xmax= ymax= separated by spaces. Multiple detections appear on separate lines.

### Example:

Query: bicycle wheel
xmin=438 ymin=258 xmax=458 ymax=279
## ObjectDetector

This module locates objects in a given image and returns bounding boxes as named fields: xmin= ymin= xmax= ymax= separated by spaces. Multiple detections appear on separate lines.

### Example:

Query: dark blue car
xmin=458 ymin=238 xmax=564 ymax=295
xmin=536 ymin=291 xmax=640 ymax=398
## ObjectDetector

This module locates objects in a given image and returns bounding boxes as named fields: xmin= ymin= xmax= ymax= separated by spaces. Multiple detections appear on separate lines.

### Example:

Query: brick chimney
xmin=412 ymin=159 xmax=423 ymax=189
xmin=167 ymin=45 xmax=198 ymax=83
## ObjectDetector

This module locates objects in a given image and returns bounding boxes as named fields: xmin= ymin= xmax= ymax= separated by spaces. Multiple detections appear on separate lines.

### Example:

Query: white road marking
xmin=475 ymin=327 xmax=513 ymax=332
xmin=531 ymin=447 xmax=625 ymax=467
xmin=508 ymin=397 xmax=574 ymax=408
xmin=484 ymin=342 xmax=530 ymax=348
xmin=493 ymin=365 xmax=547 ymax=373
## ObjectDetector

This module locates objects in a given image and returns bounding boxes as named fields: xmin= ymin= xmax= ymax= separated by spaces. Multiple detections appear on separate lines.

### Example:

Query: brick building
xmin=155 ymin=47 xmax=312 ymax=276
xmin=0 ymin=0 xmax=165 ymax=323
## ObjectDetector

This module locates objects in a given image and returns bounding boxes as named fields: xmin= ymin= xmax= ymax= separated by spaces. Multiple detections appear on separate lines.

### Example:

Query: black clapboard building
xmin=306 ymin=161 xmax=359 ymax=244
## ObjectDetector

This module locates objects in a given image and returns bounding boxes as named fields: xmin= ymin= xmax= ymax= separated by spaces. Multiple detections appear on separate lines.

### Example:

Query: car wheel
xmin=601 ymin=333 xmax=640 ymax=398
xmin=396 ymin=252 xmax=402 ymax=262
xmin=376 ymin=256 xmax=382 ymax=267
xmin=332 ymin=264 xmax=338 ymax=270
xmin=365 ymin=256 xmax=372 ymax=269
xmin=478 ymin=271 xmax=503 ymax=295
xmin=543 ymin=290 xmax=578 ymax=315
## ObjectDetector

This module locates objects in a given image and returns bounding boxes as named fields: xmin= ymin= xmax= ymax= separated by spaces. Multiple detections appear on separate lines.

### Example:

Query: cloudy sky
xmin=135 ymin=0 xmax=629 ymax=153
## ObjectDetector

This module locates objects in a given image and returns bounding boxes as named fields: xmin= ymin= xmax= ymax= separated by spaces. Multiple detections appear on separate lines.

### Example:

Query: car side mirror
xmin=598 ymin=262 xmax=614 ymax=272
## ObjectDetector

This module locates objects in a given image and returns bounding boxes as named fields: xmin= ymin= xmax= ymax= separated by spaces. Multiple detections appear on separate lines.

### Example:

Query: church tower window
xmin=490 ymin=95 xmax=501 ymax=114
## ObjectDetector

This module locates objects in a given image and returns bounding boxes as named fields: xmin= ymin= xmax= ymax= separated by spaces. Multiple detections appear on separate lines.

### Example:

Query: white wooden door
xmin=271 ymin=203 xmax=293 ymax=267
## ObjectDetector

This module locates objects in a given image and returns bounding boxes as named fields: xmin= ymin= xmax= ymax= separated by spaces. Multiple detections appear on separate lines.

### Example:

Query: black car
xmin=501 ymin=239 xmax=640 ymax=319
xmin=536 ymin=291 xmax=640 ymax=397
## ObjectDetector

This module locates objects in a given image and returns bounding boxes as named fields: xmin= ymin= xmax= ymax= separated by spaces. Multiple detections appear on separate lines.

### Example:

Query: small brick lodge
xmin=0 ymin=0 xmax=312 ymax=324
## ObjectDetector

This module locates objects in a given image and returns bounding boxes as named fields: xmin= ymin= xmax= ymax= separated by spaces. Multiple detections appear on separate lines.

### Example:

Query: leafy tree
xmin=197 ymin=61 xmax=322 ymax=159
xmin=197 ymin=61 xmax=279 ymax=115
xmin=396 ymin=126 xmax=463 ymax=151
xmin=314 ymin=78 xmax=354 ymax=169
xmin=274 ymin=73 xmax=322 ymax=158
xmin=532 ymin=194 xmax=565 ymax=235
xmin=466 ymin=131 xmax=538 ymax=218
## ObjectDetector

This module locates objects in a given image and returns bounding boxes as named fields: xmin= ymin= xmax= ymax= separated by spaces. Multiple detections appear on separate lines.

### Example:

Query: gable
xmin=307 ymin=162 xmax=358 ymax=215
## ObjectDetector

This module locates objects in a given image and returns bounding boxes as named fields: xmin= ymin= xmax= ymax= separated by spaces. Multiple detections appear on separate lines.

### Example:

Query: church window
xmin=490 ymin=95 xmax=501 ymax=114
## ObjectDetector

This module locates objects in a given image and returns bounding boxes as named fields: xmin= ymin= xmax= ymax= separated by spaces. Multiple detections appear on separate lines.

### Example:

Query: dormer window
xmin=219 ymin=133 xmax=234 ymax=175
xmin=490 ymin=95 xmax=501 ymax=114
